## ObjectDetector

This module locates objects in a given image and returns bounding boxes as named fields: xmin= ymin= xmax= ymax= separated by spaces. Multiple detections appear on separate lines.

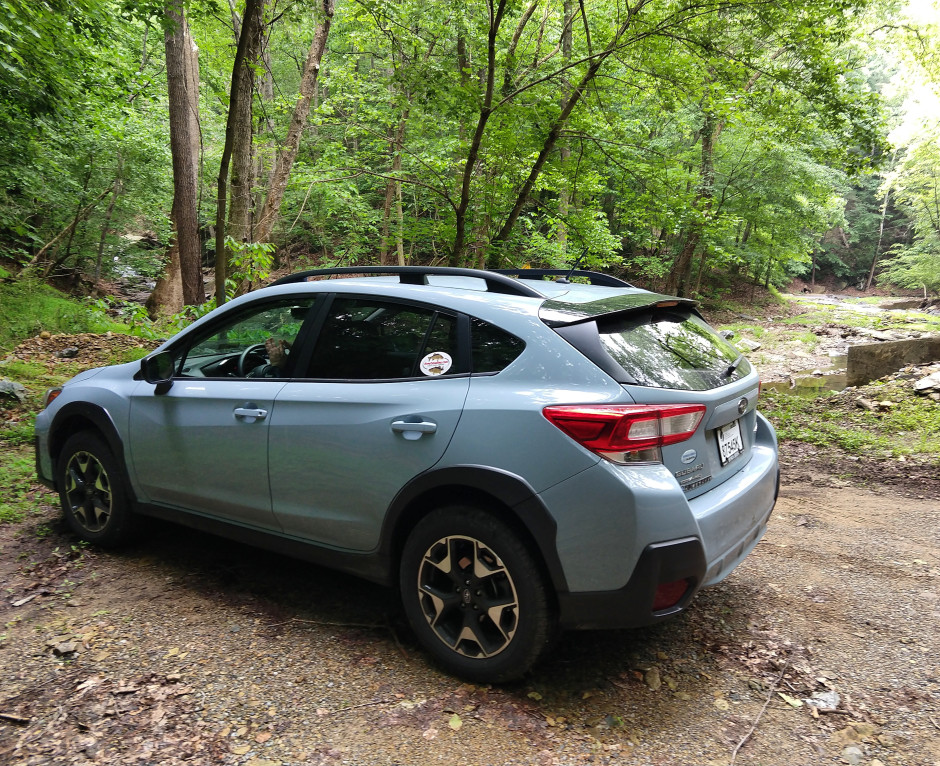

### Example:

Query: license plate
xmin=717 ymin=419 xmax=744 ymax=465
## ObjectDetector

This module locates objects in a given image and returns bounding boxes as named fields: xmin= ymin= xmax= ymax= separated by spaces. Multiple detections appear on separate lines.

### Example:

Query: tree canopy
xmin=0 ymin=0 xmax=937 ymax=302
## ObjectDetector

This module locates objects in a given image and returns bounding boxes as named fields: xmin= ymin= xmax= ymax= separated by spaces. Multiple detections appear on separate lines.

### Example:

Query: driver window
xmin=178 ymin=296 xmax=317 ymax=379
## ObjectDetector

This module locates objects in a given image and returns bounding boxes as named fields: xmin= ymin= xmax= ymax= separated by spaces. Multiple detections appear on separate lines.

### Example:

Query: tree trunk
xmin=146 ymin=245 xmax=184 ymax=317
xmin=380 ymin=73 xmax=409 ymax=267
xmin=867 ymin=183 xmax=892 ymax=291
xmin=665 ymin=108 xmax=716 ymax=296
xmin=94 ymin=156 xmax=124 ymax=284
xmin=486 ymin=2 xmax=653 ymax=267
xmin=557 ymin=0 xmax=574 ymax=259
xmin=254 ymin=0 xmax=335 ymax=244
xmin=451 ymin=0 xmax=510 ymax=267
xmin=159 ymin=1 xmax=204 ymax=309
xmin=215 ymin=0 xmax=264 ymax=303
xmin=254 ymin=23 xmax=275 ymax=230
xmin=63 ymin=164 xmax=95 ymax=266
xmin=693 ymin=247 xmax=707 ymax=294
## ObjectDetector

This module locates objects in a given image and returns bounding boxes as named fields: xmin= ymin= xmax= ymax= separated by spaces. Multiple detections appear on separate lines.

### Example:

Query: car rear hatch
xmin=541 ymin=292 xmax=759 ymax=499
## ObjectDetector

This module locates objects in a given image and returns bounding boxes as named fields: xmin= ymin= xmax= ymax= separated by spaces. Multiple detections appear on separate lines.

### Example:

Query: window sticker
xmin=420 ymin=351 xmax=453 ymax=376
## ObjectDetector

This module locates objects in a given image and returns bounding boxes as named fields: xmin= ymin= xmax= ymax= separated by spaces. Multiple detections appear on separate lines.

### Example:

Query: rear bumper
xmin=558 ymin=537 xmax=706 ymax=629
xmin=550 ymin=414 xmax=779 ymax=630
xmin=556 ymin=488 xmax=775 ymax=630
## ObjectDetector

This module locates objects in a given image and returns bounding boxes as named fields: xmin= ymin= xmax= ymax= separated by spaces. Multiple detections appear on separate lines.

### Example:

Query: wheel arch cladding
xmin=382 ymin=465 xmax=569 ymax=595
xmin=49 ymin=404 xmax=130 ymax=492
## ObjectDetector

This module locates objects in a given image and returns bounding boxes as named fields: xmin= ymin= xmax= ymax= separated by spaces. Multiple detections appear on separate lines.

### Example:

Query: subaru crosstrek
xmin=35 ymin=267 xmax=779 ymax=682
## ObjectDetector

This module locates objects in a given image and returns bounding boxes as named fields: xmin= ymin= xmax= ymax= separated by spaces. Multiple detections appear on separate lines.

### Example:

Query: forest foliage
xmin=1 ymin=0 xmax=938 ymax=309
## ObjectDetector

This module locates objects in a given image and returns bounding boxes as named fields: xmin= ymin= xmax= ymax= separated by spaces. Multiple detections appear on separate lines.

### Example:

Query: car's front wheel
xmin=56 ymin=431 xmax=135 ymax=547
xmin=399 ymin=506 xmax=554 ymax=683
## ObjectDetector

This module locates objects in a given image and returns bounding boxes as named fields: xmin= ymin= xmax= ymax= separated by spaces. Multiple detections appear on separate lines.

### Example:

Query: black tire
xmin=399 ymin=506 xmax=555 ymax=683
xmin=56 ymin=431 xmax=135 ymax=547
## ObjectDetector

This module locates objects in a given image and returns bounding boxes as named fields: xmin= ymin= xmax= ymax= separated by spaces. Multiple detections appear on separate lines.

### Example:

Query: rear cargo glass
xmin=597 ymin=309 xmax=751 ymax=390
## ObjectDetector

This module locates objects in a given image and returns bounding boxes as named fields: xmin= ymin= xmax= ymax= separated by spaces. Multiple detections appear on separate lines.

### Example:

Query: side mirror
xmin=141 ymin=351 xmax=175 ymax=392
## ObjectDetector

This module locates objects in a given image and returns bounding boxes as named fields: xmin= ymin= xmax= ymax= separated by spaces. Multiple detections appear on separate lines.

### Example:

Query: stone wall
xmin=847 ymin=336 xmax=940 ymax=387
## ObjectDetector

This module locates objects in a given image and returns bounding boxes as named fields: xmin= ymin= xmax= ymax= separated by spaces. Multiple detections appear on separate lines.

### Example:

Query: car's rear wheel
xmin=56 ymin=431 xmax=135 ymax=547
xmin=399 ymin=506 xmax=554 ymax=683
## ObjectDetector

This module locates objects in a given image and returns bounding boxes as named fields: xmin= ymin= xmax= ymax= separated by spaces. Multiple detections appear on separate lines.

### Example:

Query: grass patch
xmin=723 ymin=323 xmax=767 ymax=339
xmin=793 ymin=330 xmax=819 ymax=349
xmin=0 ymin=447 xmax=49 ymax=524
xmin=0 ymin=277 xmax=130 ymax=353
xmin=762 ymin=383 xmax=940 ymax=462
xmin=116 ymin=346 xmax=152 ymax=365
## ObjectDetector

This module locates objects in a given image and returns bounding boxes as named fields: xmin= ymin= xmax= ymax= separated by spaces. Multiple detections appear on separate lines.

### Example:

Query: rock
xmin=914 ymin=372 xmax=940 ymax=392
xmin=719 ymin=330 xmax=735 ymax=340
xmin=737 ymin=338 xmax=762 ymax=352
xmin=880 ymin=298 xmax=922 ymax=310
xmin=841 ymin=746 xmax=863 ymax=765
xmin=803 ymin=690 xmax=840 ymax=709
xmin=850 ymin=723 xmax=879 ymax=740
xmin=644 ymin=667 xmax=661 ymax=691
xmin=0 ymin=379 xmax=27 ymax=403
xmin=53 ymin=641 xmax=79 ymax=656
xmin=855 ymin=398 xmax=876 ymax=411
xmin=857 ymin=329 xmax=898 ymax=341
xmin=876 ymin=401 xmax=894 ymax=410
xmin=54 ymin=346 xmax=79 ymax=359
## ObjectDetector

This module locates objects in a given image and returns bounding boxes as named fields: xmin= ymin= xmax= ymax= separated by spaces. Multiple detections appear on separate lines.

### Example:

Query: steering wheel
xmin=237 ymin=343 xmax=268 ymax=376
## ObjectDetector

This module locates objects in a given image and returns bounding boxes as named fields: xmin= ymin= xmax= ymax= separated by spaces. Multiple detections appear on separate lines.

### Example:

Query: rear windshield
xmin=597 ymin=309 xmax=751 ymax=390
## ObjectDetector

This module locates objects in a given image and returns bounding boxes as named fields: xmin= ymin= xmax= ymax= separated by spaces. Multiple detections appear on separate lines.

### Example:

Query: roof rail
xmin=270 ymin=265 xmax=546 ymax=298
xmin=493 ymin=268 xmax=634 ymax=288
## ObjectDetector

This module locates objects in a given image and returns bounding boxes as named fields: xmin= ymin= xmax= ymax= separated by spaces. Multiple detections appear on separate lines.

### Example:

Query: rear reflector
xmin=542 ymin=404 xmax=705 ymax=463
xmin=653 ymin=579 xmax=691 ymax=611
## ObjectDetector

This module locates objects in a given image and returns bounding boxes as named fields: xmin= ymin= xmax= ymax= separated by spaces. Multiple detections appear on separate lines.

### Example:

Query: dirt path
xmin=1 ymin=477 xmax=937 ymax=766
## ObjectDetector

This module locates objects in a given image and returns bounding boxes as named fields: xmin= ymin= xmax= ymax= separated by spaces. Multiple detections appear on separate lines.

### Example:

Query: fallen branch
xmin=282 ymin=617 xmax=384 ymax=630
xmin=385 ymin=615 xmax=410 ymax=663
xmin=20 ymin=184 xmax=115 ymax=272
xmin=0 ymin=712 xmax=31 ymax=725
xmin=319 ymin=699 xmax=395 ymax=716
xmin=730 ymin=662 xmax=789 ymax=766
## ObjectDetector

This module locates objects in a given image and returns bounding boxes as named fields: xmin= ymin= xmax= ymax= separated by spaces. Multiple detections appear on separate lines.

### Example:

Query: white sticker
xmin=419 ymin=351 xmax=453 ymax=376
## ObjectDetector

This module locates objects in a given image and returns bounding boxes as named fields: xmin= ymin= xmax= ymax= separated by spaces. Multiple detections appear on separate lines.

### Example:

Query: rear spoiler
xmin=539 ymin=293 xmax=699 ymax=327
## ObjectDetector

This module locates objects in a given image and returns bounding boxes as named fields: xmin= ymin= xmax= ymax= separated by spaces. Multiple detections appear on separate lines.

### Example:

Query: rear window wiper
xmin=724 ymin=353 xmax=745 ymax=378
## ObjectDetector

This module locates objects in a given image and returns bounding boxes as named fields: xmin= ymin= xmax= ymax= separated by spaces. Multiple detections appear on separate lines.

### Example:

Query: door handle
xmin=391 ymin=419 xmax=437 ymax=440
xmin=234 ymin=407 xmax=268 ymax=421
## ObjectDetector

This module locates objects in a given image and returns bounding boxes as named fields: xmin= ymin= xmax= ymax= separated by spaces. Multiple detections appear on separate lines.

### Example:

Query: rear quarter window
xmin=471 ymin=318 xmax=525 ymax=374
xmin=597 ymin=310 xmax=750 ymax=390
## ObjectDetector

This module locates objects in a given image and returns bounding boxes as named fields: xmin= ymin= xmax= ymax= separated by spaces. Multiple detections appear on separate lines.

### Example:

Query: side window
xmin=178 ymin=296 xmax=317 ymax=378
xmin=306 ymin=297 xmax=461 ymax=380
xmin=471 ymin=318 xmax=525 ymax=374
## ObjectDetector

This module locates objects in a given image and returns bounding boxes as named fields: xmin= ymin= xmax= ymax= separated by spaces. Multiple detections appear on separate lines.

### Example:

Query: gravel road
xmin=1 ymin=475 xmax=937 ymax=766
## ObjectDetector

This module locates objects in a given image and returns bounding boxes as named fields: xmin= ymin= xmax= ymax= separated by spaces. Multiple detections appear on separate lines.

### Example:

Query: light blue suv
xmin=35 ymin=267 xmax=778 ymax=682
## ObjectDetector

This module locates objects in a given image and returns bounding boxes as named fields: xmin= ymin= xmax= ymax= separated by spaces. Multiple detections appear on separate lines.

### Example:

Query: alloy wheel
xmin=415 ymin=534 xmax=520 ymax=658
xmin=64 ymin=450 xmax=113 ymax=534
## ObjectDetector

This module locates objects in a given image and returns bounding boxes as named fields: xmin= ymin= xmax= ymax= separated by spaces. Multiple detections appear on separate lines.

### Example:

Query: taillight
xmin=542 ymin=404 xmax=706 ymax=464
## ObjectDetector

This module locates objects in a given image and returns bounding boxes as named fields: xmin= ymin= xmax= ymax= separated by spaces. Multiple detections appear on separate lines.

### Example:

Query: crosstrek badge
xmin=419 ymin=351 xmax=452 ymax=376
